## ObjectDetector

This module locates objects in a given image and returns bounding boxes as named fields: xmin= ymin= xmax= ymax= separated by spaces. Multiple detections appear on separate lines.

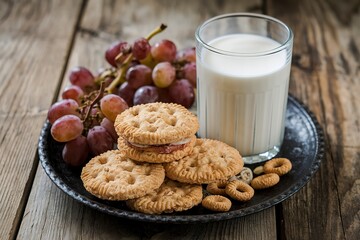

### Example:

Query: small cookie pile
xmin=251 ymin=158 xmax=292 ymax=189
xmin=81 ymin=102 xmax=244 ymax=214
xmin=203 ymin=167 xmax=255 ymax=212
xmin=202 ymin=158 xmax=292 ymax=212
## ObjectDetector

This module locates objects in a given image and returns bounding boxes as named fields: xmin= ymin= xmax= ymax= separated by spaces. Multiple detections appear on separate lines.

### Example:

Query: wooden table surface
xmin=1 ymin=0 xmax=359 ymax=239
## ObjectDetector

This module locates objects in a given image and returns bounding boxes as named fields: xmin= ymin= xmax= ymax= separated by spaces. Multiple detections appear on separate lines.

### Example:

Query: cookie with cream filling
xmin=115 ymin=102 xmax=199 ymax=163
xmin=118 ymin=135 xmax=196 ymax=163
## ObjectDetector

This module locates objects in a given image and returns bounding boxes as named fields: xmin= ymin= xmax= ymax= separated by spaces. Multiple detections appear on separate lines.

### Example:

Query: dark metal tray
xmin=38 ymin=95 xmax=324 ymax=223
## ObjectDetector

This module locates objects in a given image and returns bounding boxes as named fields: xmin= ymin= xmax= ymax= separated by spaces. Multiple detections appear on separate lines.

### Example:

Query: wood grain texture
xmin=268 ymin=0 xmax=360 ymax=239
xmin=81 ymin=0 xmax=263 ymax=47
xmin=11 ymin=0 xmax=359 ymax=239
xmin=0 ymin=0 xmax=83 ymax=239
xmin=17 ymin=0 xmax=279 ymax=239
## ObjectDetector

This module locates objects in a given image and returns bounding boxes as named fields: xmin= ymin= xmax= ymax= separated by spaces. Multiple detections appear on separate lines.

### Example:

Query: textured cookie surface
xmin=118 ymin=135 xmax=196 ymax=163
xmin=164 ymin=139 xmax=244 ymax=184
xmin=126 ymin=179 xmax=202 ymax=214
xmin=114 ymin=102 xmax=199 ymax=145
xmin=81 ymin=150 xmax=165 ymax=201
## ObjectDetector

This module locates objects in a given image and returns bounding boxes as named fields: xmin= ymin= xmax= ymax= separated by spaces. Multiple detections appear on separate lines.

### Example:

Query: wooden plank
xmin=268 ymin=0 xmax=360 ymax=239
xmin=0 ymin=0 xmax=83 ymax=239
xmin=17 ymin=0 xmax=279 ymax=239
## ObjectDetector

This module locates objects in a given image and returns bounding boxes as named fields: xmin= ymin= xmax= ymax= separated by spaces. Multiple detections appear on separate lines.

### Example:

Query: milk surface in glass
xmin=197 ymin=33 xmax=290 ymax=158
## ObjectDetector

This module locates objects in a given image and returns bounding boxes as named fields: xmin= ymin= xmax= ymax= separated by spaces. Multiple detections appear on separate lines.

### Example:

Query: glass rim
xmin=195 ymin=13 xmax=293 ymax=57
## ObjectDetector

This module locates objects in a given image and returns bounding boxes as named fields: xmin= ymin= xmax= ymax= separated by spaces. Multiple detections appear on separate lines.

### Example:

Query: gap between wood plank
xmin=276 ymin=203 xmax=285 ymax=240
xmin=10 ymin=152 xmax=40 ymax=240
xmin=10 ymin=1 xmax=89 ymax=239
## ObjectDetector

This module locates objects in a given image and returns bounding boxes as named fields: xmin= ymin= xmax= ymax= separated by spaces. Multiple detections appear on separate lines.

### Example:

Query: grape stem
xmin=94 ymin=68 xmax=116 ymax=85
xmin=105 ymin=24 xmax=167 ymax=93
xmin=114 ymin=46 xmax=131 ymax=63
xmin=106 ymin=54 xmax=132 ymax=93
xmin=146 ymin=23 xmax=167 ymax=40
xmin=83 ymin=81 xmax=105 ymax=123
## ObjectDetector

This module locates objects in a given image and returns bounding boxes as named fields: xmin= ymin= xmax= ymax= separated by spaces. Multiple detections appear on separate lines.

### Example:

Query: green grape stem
xmin=106 ymin=24 xmax=167 ymax=93
xmin=146 ymin=23 xmax=167 ymax=40
xmin=106 ymin=53 xmax=133 ymax=93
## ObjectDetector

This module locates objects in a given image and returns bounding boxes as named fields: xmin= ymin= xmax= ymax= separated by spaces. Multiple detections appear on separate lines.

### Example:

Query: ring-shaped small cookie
xmin=250 ymin=173 xmax=280 ymax=190
xmin=202 ymin=195 xmax=232 ymax=212
xmin=206 ymin=180 xmax=228 ymax=195
xmin=264 ymin=158 xmax=292 ymax=176
xmin=225 ymin=180 xmax=254 ymax=201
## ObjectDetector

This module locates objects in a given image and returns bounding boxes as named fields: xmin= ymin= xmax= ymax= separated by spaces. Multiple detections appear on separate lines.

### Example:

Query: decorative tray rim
xmin=38 ymin=95 xmax=325 ymax=223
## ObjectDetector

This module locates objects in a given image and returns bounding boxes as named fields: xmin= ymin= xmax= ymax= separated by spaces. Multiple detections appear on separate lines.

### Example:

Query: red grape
xmin=87 ymin=126 xmax=114 ymax=156
xmin=157 ymin=87 xmax=171 ymax=103
xmin=133 ymin=86 xmax=159 ymax=105
xmin=183 ymin=62 xmax=197 ymax=87
xmin=62 ymin=135 xmax=89 ymax=167
xmin=47 ymin=99 xmax=79 ymax=124
xmin=69 ymin=67 xmax=95 ymax=93
xmin=152 ymin=62 xmax=176 ymax=88
xmin=51 ymin=115 xmax=84 ymax=142
xmin=62 ymin=85 xmax=84 ymax=103
xmin=151 ymin=39 xmax=177 ymax=62
xmin=168 ymin=79 xmax=195 ymax=108
xmin=100 ymin=118 xmax=118 ymax=141
xmin=176 ymin=47 xmax=196 ymax=63
xmin=126 ymin=64 xmax=152 ymax=89
xmin=100 ymin=94 xmax=129 ymax=122
xmin=105 ymin=41 xmax=130 ymax=67
xmin=132 ymin=37 xmax=151 ymax=60
xmin=117 ymin=82 xmax=136 ymax=106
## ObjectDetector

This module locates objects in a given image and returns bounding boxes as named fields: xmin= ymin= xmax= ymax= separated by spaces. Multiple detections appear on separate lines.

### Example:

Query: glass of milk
xmin=195 ymin=13 xmax=293 ymax=164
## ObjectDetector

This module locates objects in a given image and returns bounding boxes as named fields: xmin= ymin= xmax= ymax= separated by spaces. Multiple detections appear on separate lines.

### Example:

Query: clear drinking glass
xmin=195 ymin=13 xmax=293 ymax=164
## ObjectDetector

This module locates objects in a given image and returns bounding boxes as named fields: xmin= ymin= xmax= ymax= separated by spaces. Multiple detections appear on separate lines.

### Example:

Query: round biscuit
xmin=126 ymin=179 xmax=202 ymax=214
xmin=164 ymin=138 xmax=244 ymax=184
xmin=81 ymin=150 xmax=165 ymax=201
xmin=114 ymin=102 xmax=199 ymax=145
xmin=118 ymin=135 xmax=196 ymax=163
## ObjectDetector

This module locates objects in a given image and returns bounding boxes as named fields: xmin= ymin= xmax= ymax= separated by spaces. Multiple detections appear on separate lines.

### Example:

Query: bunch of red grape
xmin=111 ymin=39 xmax=196 ymax=108
xmin=47 ymin=24 xmax=197 ymax=167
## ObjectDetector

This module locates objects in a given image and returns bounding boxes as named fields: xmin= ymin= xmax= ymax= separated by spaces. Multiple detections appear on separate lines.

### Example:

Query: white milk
xmin=197 ymin=34 xmax=291 ymax=157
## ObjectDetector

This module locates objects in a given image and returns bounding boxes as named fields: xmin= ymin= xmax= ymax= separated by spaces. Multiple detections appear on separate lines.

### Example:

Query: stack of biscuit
xmin=116 ymin=102 xmax=198 ymax=163
xmin=81 ymin=102 xmax=244 ymax=214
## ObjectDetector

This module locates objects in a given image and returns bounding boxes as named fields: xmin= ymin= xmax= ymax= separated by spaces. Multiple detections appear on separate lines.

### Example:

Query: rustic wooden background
xmin=0 ymin=0 xmax=359 ymax=239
